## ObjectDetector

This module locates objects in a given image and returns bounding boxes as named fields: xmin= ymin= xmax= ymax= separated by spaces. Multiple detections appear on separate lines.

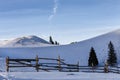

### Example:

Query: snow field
xmin=0 ymin=72 xmax=120 ymax=80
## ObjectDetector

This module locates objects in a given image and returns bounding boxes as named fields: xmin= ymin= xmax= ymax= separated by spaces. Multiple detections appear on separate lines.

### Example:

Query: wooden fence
xmin=6 ymin=56 xmax=120 ymax=73
xmin=6 ymin=55 xmax=79 ymax=72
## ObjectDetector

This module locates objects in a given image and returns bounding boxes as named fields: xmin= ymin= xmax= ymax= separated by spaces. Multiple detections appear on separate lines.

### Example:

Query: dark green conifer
xmin=107 ymin=41 xmax=117 ymax=66
xmin=88 ymin=47 xmax=99 ymax=67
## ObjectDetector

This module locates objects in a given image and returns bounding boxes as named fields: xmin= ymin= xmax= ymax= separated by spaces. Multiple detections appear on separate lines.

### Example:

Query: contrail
xmin=48 ymin=0 xmax=58 ymax=22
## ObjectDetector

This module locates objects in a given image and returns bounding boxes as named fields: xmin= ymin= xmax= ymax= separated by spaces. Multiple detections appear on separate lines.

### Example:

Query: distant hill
xmin=0 ymin=35 xmax=52 ymax=47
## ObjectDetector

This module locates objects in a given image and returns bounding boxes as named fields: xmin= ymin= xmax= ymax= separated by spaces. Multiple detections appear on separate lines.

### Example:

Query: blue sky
xmin=0 ymin=0 xmax=120 ymax=44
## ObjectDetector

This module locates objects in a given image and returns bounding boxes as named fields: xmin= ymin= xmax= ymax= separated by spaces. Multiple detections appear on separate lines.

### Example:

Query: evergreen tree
xmin=107 ymin=41 xmax=117 ymax=66
xmin=55 ymin=41 xmax=59 ymax=45
xmin=88 ymin=47 xmax=99 ymax=67
xmin=49 ymin=36 xmax=54 ymax=44
xmin=55 ymin=41 xmax=58 ymax=45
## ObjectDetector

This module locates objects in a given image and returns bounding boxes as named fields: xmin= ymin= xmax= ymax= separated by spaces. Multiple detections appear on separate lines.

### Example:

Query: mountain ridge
xmin=0 ymin=35 xmax=52 ymax=47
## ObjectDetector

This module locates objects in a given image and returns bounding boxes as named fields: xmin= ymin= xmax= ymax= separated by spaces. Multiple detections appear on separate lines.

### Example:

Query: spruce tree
xmin=107 ymin=41 xmax=117 ymax=66
xmin=49 ymin=36 xmax=54 ymax=44
xmin=55 ymin=41 xmax=58 ymax=45
xmin=55 ymin=41 xmax=59 ymax=45
xmin=88 ymin=47 xmax=99 ymax=67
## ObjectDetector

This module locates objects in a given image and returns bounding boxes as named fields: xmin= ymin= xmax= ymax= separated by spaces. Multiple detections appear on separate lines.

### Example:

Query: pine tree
xmin=55 ymin=41 xmax=58 ymax=45
xmin=107 ymin=41 xmax=117 ymax=66
xmin=49 ymin=36 xmax=54 ymax=44
xmin=55 ymin=41 xmax=59 ymax=45
xmin=88 ymin=47 xmax=99 ymax=67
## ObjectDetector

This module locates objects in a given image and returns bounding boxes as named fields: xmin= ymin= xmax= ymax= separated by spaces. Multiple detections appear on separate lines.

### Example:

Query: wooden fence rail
xmin=6 ymin=56 xmax=120 ymax=73
xmin=6 ymin=55 xmax=79 ymax=72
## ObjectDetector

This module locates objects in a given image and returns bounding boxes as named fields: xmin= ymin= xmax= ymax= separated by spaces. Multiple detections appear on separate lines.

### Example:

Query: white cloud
xmin=48 ymin=0 xmax=58 ymax=21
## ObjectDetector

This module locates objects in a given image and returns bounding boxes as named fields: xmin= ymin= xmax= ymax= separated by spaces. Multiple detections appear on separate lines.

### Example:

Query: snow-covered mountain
xmin=0 ymin=29 xmax=120 ymax=66
xmin=0 ymin=35 xmax=52 ymax=47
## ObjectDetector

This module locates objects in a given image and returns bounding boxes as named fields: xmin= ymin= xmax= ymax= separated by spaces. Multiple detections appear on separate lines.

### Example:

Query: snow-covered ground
xmin=0 ymin=30 xmax=120 ymax=79
xmin=0 ymin=72 xmax=120 ymax=80
xmin=0 ymin=29 xmax=120 ymax=66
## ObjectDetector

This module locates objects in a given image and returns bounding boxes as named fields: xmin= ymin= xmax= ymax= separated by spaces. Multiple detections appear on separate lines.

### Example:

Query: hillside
xmin=0 ymin=29 xmax=120 ymax=66
xmin=0 ymin=35 xmax=52 ymax=47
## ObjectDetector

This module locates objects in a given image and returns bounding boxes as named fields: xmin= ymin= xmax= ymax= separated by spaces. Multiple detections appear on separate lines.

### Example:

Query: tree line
xmin=49 ymin=36 xmax=59 ymax=45
xmin=88 ymin=41 xmax=117 ymax=67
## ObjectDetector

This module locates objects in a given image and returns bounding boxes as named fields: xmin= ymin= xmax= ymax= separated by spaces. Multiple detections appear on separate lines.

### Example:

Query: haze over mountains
xmin=0 ymin=29 xmax=120 ymax=66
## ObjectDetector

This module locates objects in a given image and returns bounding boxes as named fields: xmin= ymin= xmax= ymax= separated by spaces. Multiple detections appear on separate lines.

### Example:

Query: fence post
xmin=36 ymin=55 xmax=39 ymax=72
xmin=77 ymin=61 xmax=79 ymax=72
xmin=91 ymin=63 xmax=94 ymax=72
xmin=58 ymin=55 xmax=61 ymax=71
xmin=104 ymin=61 xmax=108 ymax=73
xmin=6 ymin=56 xmax=9 ymax=72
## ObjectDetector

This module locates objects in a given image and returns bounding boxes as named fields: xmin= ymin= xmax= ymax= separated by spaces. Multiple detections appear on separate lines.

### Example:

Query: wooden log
xmin=12 ymin=61 xmax=33 ymax=67
xmin=43 ymin=66 xmax=79 ymax=69
xmin=8 ymin=65 xmax=36 ymax=67
xmin=9 ymin=59 xmax=36 ymax=61
xmin=66 ymin=64 xmax=78 ymax=66
xmin=40 ymin=65 xmax=59 ymax=68
xmin=61 ymin=70 xmax=79 ymax=72
xmin=40 ymin=63 xmax=61 ymax=65
xmin=38 ymin=58 xmax=64 ymax=61
xmin=39 ymin=68 xmax=59 ymax=70
xmin=9 ymin=62 xmax=31 ymax=64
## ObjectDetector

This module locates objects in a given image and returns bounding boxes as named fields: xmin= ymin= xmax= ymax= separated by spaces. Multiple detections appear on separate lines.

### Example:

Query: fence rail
xmin=6 ymin=56 xmax=120 ymax=73
xmin=6 ymin=55 xmax=79 ymax=72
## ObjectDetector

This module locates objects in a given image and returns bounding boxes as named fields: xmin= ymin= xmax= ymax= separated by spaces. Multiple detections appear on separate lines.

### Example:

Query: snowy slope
xmin=0 ymin=35 xmax=52 ymax=47
xmin=0 ymin=29 xmax=120 ymax=66
xmin=0 ymin=72 xmax=120 ymax=80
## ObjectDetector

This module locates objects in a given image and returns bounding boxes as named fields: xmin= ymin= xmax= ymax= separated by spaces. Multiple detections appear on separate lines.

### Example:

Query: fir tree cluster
xmin=88 ymin=41 xmax=117 ymax=67
xmin=49 ymin=36 xmax=59 ymax=45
